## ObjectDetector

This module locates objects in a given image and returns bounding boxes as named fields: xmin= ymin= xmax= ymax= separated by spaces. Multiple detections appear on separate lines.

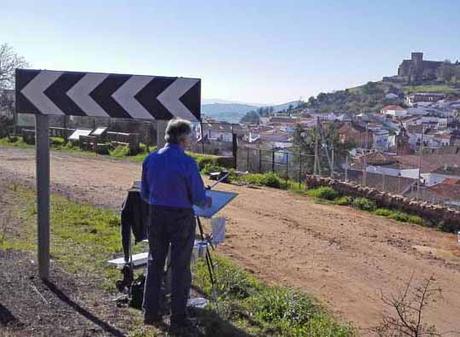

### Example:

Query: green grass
xmin=0 ymin=185 xmax=136 ymax=289
xmin=108 ymin=144 xmax=131 ymax=158
xmin=1 ymin=183 xmax=354 ymax=337
xmin=193 ymin=256 xmax=355 ymax=337
xmin=239 ymin=172 xmax=283 ymax=188
xmin=403 ymin=84 xmax=460 ymax=94
xmin=351 ymin=197 xmax=377 ymax=212
xmin=374 ymin=208 xmax=424 ymax=225
xmin=0 ymin=136 xmax=30 ymax=148
xmin=301 ymin=185 xmax=427 ymax=227
xmin=306 ymin=187 xmax=339 ymax=201
xmin=334 ymin=196 xmax=352 ymax=206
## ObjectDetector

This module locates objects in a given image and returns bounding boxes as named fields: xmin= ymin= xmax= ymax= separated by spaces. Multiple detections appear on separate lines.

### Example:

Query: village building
xmin=406 ymin=93 xmax=447 ymax=106
xmin=380 ymin=105 xmax=407 ymax=118
xmin=337 ymin=122 xmax=373 ymax=148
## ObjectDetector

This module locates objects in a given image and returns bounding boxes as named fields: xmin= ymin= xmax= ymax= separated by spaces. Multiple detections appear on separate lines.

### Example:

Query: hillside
xmin=202 ymin=103 xmax=258 ymax=123
xmin=301 ymin=80 xmax=460 ymax=115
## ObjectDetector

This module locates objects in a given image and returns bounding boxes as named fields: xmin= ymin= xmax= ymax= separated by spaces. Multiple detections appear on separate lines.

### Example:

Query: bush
xmin=109 ymin=145 xmax=130 ymax=158
xmin=202 ymin=163 xmax=225 ymax=175
xmin=352 ymin=197 xmax=376 ymax=211
xmin=335 ymin=196 xmax=353 ymax=206
xmin=374 ymin=208 xmax=393 ymax=217
xmin=407 ymin=215 xmax=424 ymax=225
xmin=242 ymin=172 xmax=282 ymax=188
xmin=374 ymin=208 xmax=425 ymax=225
xmin=260 ymin=172 xmax=282 ymax=188
xmin=287 ymin=181 xmax=306 ymax=194
xmin=190 ymin=153 xmax=219 ymax=170
xmin=50 ymin=137 xmax=65 ymax=147
xmin=307 ymin=187 xmax=339 ymax=200
xmin=190 ymin=153 xmax=234 ymax=170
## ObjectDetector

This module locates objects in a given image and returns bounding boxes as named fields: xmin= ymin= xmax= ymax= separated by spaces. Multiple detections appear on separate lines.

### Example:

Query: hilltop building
xmin=398 ymin=52 xmax=443 ymax=82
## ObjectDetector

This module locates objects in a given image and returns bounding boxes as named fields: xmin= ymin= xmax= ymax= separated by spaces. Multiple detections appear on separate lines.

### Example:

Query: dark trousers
xmin=142 ymin=206 xmax=196 ymax=323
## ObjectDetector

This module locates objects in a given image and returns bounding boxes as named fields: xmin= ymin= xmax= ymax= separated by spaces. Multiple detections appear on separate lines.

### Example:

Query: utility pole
xmin=363 ymin=122 xmax=369 ymax=186
xmin=345 ymin=155 xmax=349 ymax=182
xmin=331 ymin=145 xmax=335 ymax=178
xmin=417 ymin=124 xmax=425 ymax=199
xmin=314 ymin=117 xmax=319 ymax=175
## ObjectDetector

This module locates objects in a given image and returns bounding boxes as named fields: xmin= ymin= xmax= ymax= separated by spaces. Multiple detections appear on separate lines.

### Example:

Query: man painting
xmin=141 ymin=119 xmax=211 ymax=331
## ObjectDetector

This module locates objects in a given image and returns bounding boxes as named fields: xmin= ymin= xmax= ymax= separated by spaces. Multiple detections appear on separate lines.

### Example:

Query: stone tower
xmin=396 ymin=127 xmax=412 ymax=155
xmin=411 ymin=52 xmax=423 ymax=65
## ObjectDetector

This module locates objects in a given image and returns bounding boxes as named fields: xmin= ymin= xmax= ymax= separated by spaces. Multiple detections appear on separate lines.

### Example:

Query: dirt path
xmin=1 ymin=146 xmax=460 ymax=335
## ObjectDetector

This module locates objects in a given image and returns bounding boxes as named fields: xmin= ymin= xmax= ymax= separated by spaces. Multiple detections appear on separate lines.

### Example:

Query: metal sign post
xmin=35 ymin=114 xmax=50 ymax=280
xmin=156 ymin=120 xmax=168 ymax=148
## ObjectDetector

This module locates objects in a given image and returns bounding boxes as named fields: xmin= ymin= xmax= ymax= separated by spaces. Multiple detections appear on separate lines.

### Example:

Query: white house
xmin=371 ymin=129 xmax=390 ymax=151
xmin=380 ymin=105 xmax=407 ymax=118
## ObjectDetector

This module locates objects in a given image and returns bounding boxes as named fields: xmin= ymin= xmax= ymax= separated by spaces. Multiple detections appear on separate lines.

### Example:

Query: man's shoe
xmin=144 ymin=312 xmax=163 ymax=325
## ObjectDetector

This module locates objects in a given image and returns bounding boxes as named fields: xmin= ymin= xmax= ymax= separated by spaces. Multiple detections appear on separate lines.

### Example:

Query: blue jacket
xmin=141 ymin=143 xmax=207 ymax=209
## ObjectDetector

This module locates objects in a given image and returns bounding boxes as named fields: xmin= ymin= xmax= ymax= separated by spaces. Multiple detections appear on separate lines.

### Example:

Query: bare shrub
xmin=373 ymin=274 xmax=444 ymax=337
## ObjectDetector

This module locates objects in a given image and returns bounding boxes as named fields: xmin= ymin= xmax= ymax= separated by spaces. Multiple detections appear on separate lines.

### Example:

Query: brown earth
xmin=1 ymin=146 xmax=460 ymax=336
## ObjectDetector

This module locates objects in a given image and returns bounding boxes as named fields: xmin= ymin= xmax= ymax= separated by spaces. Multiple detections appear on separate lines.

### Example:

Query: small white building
xmin=372 ymin=129 xmax=391 ymax=151
xmin=380 ymin=105 xmax=407 ymax=118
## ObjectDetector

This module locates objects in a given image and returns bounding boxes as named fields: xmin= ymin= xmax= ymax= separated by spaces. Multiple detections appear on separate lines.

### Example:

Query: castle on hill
xmin=397 ymin=52 xmax=459 ymax=83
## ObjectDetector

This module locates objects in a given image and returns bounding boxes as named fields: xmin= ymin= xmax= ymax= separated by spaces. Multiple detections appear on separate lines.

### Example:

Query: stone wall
xmin=305 ymin=175 xmax=460 ymax=232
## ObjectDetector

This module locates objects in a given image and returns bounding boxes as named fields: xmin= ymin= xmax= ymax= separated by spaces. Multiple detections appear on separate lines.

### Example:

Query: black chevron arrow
xmin=135 ymin=77 xmax=175 ymax=120
xmin=15 ymin=69 xmax=41 ymax=115
xmin=180 ymin=80 xmax=201 ymax=119
xmin=90 ymin=74 xmax=131 ymax=118
xmin=44 ymin=72 xmax=87 ymax=116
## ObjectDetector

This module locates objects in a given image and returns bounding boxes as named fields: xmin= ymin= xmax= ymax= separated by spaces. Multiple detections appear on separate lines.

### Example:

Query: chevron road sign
xmin=15 ymin=69 xmax=201 ymax=121
xmin=17 ymin=68 xmax=202 ymax=280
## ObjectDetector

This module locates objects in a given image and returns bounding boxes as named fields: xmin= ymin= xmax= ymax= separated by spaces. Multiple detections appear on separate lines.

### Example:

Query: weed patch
xmin=193 ymin=255 xmax=355 ymax=337
xmin=306 ymin=187 xmax=339 ymax=200
xmin=351 ymin=197 xmax=377 ymax=211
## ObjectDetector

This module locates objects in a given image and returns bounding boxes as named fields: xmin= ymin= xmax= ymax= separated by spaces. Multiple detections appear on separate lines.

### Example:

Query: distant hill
xmin=202 ymin=100 xmax=304 ymax=123
xmin=202 ymin=103 xmax=259 ymax=123
xmin=272 ymin=100 xmax=302 ymax=112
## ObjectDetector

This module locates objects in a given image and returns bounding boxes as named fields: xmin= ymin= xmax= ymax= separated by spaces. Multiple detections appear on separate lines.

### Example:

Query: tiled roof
xmin=382 ymin=105 xmax=405 ymax=111
xmin=395 ymin=154 xmax=460 ymax=173
xmin=427 ymin=183 xmax=460 ymax=200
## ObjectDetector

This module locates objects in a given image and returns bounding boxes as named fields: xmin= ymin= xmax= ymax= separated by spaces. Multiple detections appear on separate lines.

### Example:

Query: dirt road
xmin=1 ymin=146 xmax=459 ymax=335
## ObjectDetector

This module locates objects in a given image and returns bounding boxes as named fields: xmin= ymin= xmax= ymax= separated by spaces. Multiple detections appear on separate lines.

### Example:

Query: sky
xmin=1 ymin=0 xmax=460 ymax=105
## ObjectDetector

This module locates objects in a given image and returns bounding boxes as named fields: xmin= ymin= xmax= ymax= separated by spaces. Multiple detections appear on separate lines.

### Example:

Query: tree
xmin=0 ymin=43 xmax=29 ymax=89
xmin=437 ymin=60 xmax=456 ymax=83
xmin=240 ymin=110 xmax=260 ymax=124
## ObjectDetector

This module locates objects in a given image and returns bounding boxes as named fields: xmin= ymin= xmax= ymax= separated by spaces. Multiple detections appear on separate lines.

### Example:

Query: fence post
xmin=246 ymin=148 xmax=250 ymax=172
xmin=272 ymin=150 xmax=275 ymax=173
xmin=345 ymin=155 xmax=349 ymax=182
xmin=298 ymin=153 xmax=302 ymax=185
xmin=232 ymin=133 xmax=237 ymax=169
xmin=258 ymin=149 xmax=262 ymax=172
xmin=285 ymin=153 xmax=289 ymax=186
xmin=201 ymin=122 xmax=205 ymax=154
